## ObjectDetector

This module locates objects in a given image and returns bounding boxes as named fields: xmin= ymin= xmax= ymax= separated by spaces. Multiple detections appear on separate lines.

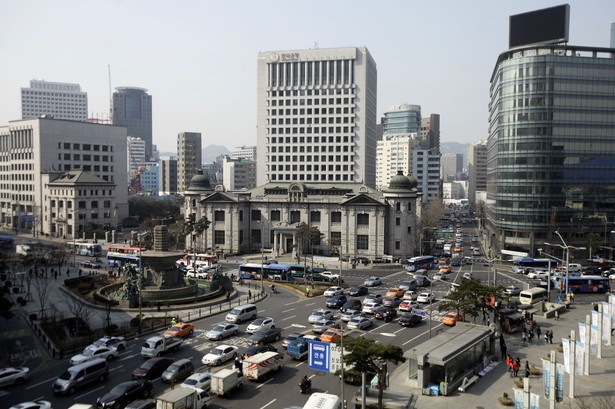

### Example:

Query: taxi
xmin=442 ymin=311 xmax=464 ymax=326
xmin=320 ymin=329 xmax=343 ymax=343
xmin=439 ymin=265 xmax=452 ymax=274
xmin=164 ymin=322 xmax=195 ymax=338
xmin=385 ymin=287 xmax=405 ymax=298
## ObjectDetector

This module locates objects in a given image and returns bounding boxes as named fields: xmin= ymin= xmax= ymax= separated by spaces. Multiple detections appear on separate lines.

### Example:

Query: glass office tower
xmin=486 ymin=44 xmax=615 ymax=256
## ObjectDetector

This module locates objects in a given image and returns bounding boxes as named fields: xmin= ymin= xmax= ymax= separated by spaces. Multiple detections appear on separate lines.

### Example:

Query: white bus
xmin=66 ymin=241 xmax=103 ymax=257
xmin=519 ymin=287 xmax=548 ymax=305
xmin=302 ymin=392 xmax=341 ymax=409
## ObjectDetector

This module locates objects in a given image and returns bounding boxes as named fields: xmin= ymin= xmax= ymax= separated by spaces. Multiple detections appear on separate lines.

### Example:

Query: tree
xmin=182 ymin=214 xmax=210 ymax=252
xmin=417 ymin=201 xmax=446 ymax=255
xmin=294 ymin=222 xmax=323 ymax=259
xmin=32 ymin=274 xmax=53 ymax=319
xmin=437 ymin=278 xmax=504 ymax=323
xmin=66 ymin=295 xmax=93 ymax=336
xmin=341 ymin=336 xmax=405 ymax=408
xmin=48 ymin=248 xmax=70 ymax=275
xmin=585 ymin=232 xmax=602 ymax=260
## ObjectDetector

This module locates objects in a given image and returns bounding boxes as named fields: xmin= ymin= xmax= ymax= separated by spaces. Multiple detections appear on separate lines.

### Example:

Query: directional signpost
xmin=308 ymin=340 xmax=330 ymax=372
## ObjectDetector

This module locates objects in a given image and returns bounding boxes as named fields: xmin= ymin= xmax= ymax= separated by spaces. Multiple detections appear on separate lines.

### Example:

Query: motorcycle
xmin=269 ymin=284 xmax=279 ymax=294
xmin=299 ymin=378 xmax=312 ymax=394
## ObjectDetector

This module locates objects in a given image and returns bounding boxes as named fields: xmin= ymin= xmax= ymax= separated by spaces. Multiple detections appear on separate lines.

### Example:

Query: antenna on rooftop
xmin=108 ymin=65 xmax=112 ymax=122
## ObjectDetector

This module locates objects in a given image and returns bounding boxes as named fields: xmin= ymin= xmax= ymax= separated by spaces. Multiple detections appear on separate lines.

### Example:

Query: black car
xmin=242 ymin=344 xmax=278 ymax=359
xmin=96 ymin=380 xmax=154 ymax=408
xmin=326 ymin=294 xmax=348 ymax=309
xmin=340 ymin=299 xmax=362 ymax=313
xmin=131 ymin=357 xmax=174 ymax=380
xmin=304 ymin=273 xmax=329 ymax=283
xmin=398 ymin=313 xmax=423 ymax=327
xmin=373 ymin=306 xmax=397 ymax=321
xmin=381 ymin=297 xmax=402 ymax=308
xmin=348 ymin=286 xmax=368 ymax=297
xmin=248 ymin=328 xmax=283 ymax=345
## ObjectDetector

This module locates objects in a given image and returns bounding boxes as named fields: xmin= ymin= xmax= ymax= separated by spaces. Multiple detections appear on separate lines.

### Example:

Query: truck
xmin=155 ymin=386 xmax=210 ymax=409
xmin=140 ymin=335 xmax=183 ymax=358
xmin=286 ymin=338 xmax=309 ymax=360
xmin=16 ymin=244 xmax=32 ymax=256
xmin=210 ymin=368 xmax=245 ymax=397
xmin=242 ymin=351 xmax=284 ymax=381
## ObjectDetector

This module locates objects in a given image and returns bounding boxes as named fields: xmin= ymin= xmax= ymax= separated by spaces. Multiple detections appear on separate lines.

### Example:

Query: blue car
xmin=326 ymin=294 xmax=348 ymax=309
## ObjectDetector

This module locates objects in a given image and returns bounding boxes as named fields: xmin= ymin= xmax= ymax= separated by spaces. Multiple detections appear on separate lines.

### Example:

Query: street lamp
xmin=72 ymin=209 xmax=80 ymax=267
xmin=552 ymin=231 xmax=586 ymax=299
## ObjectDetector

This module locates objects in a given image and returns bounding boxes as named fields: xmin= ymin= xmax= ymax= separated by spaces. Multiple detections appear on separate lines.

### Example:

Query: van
xmin=414 ymin=275 xmax=430 ymax=287
xmin=567 ymin=264 xmax=582 ymax=274
xmin=399 ymin=279 xmax=417 ymax=291
xmin=161 ymin=358 xmax=194 ymax=384
xmin=303 ymin=392 xmax=341 ymax=409
xmin=225 ymin=304 xmax=257 ymax=324
xmin=52 ymin=358 xmax=108 ymax=395
xmin=519 ymin=287 xmax=548 ymax=305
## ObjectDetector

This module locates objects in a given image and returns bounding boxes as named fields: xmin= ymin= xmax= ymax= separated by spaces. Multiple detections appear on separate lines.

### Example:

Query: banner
xmin=603 ymin=302 xmax=611 ymax=341
xmin=591 ymin=310 xmax=598 ymax=326
xmin=562 ymin=337 xmax=570 ymax=373
xmin=590 ymin=323 xmax=598 ymax=355
xmin=542 ymin=359 xmax=550 ymax=399
xmin=610 ymin=295 xmax=615 ymax=328
xmin=556 ymin=363 xmax=564 ymax=402
xmin=575 ymin=341 xmax=584 ymax=375
xmin=578 ymin=322 xmax=586 ymax=347
xmin=530 ymin=392 xmax=540 ymax=409
xmin=514 ymin=388 xmax=524 ymax=409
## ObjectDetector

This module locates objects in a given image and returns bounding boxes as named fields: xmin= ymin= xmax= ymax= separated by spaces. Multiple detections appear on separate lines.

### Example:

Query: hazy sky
xmin=1 ymin=1 xmax=614 ymax=154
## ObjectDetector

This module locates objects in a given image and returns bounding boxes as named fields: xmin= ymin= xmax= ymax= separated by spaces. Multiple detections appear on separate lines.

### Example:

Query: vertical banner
xmin=590 ymin=322 xmax=598 ymax=356
xmin=530 ymin=392 xmax=540 ymax=409
xmin=514 ymin=388 xmax=524 ymax=409
xmin=591 ymin=310 xmax=598 ymax=326
xmin=578 ymin=322 xmax=586 ymax=347
xmin=562 ymin=337 xmax=570 ymax=373
xmin=602 ymin=302 xmax=611 ymax=341
xmin=575 ymin=341 xmax=584 ymax=375
xmin=610 ymin=295 xmax=615 ymax=328
xmin=542 ymin=359 xmax=550 ymax=399
xmin=556 ymin=363 xmax=564 ymax=402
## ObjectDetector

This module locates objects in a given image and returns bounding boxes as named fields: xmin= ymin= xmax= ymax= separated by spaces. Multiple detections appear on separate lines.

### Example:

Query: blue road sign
xmin=308 ymin=340 xmax=330 ymax=372
xmin=412 ymin=309 xmax=427 ymax=317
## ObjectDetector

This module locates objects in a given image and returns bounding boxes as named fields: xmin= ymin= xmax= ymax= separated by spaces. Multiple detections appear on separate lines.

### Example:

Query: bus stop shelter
xmin=404 ymin=323 xmax=495 ymax=395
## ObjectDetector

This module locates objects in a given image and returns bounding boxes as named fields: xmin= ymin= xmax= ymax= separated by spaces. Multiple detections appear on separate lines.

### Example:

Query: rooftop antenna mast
xmin=108 ymin=65 xmax=112 ymax=122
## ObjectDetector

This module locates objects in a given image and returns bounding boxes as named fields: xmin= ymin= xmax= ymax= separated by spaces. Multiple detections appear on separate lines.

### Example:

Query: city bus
xmin=237 ymin=263 xmax=294 ymax=281
xmin=0 ymin=235 xmax=14 ymax=250
xmin=105 ymin=245 xmax=143 ymax=267
xmin=264 ymin=263 xmax=293 ymax=281
xmin=66 ymin=241 xmax=103 ymax=257
xmin=553 ymin=275 xmax=609 ymax=293
xmin=405 ymin=255 xmax=436 ymax=272
xmin=512 ymin=258 xmax=558 ymax=273
xmin=175 ymin=253 xmax=218 ymax=268
xmin=237 ymin=263 xmax=266 ymax=279
xmin=289 ymin=264 xmax=309 ymax=278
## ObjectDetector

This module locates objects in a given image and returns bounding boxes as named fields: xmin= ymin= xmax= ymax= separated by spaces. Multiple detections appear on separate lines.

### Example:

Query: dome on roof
xmin=189 ymin=170 xmax=211 ymax=190
xmin=388 ymin=170 xmax=418 ymax=191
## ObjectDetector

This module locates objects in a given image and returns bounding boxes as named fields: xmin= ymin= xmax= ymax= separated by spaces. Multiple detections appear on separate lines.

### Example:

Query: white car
xmin=308 ymin=309 xmax=334 ymax=324
xmin=181 ymin=371 xmax=212 ymax=391
xmin=527 ymin=271 xmax=549 ymax=280
xmin=246 ymin=317 xmax=276 ymax=334
xmin=462 ymin=272 xmax=473 ymax=280
xmin=347 ymin=316 xmax=373 ymax=330
xmin=9 ymin=401 xmax=52 ymax=409
xmin=91 ymin=336 xmax=127 ymax=351
xmin=363 ymin=276 xmax=382 ymax=287
xmin=340 ymin=309 xmax=363 ymax=322
xmin=416 ymin=292 xmax=435 ymax=304
xmin=362 ymin=301 xmax=379 ymax=314
xmin=185 ymin=269 xmax=210 ymax=279
xmin=70 ymin=345 xmax=117 ymax=365
xmin=398 ymin=299 xmax=419 ymax=312
xmin=0 ymin=367 xmax=30 ymax=386
xmin=402 ymin=290 xmax=418 ymax=300
xmin=202 ymin=345 xmax=239 ymax=366
xmin=323 ymin=286 xmax=344 ymax=297
xmin=320 ymin=271 xmax=342 ymax=282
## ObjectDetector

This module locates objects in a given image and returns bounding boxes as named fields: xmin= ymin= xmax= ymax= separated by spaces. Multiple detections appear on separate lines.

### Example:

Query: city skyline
xmin=1 ymin=1 xmax=614 ymax=154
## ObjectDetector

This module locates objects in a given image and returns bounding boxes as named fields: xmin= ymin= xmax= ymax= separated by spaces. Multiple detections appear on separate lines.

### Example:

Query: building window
xmin=395 ymin=241 xmax=401 ymax=250
xmin=357 ymin=235 xmax=369 ymax=250
xmin=357 ymin=214 xmax=369 ymax=226
xmin=251 ymin=209 xmax=261 ymax=221
xmin=331 ymin=211 xmax=341 ymax=223
xmin=270 ymin=210 xmax=281 ymax=221
xmin=214 ymin=210 xmax=225 ymax=222
xmin=239 ymin=210 xmax=243 ymax=221
xmin=330 ymin=231 xmax=341 ymax=246
xmin=214 ymin=230 xmax=225 ymax=245
xmin=396 ymin=217 xmax=400 ymax=226
xmin=290 ymin=211 xmax=301 ymax=224
xmin=408 ymin=202 xmax=412 ymax=212
xmin=251 ymin=229 xmax=262 ymax=244
xmin=310 ymin=211 xmax=321 ymax=223
xmin=396 ymin=202 xmax=401 ymax=211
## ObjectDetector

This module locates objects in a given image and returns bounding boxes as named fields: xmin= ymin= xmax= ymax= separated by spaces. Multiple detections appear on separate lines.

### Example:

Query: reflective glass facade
xmin=486 ymin=45 xmax=615 ymax=255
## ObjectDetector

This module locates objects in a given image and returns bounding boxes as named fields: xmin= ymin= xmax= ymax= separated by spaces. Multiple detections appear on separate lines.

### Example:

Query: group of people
xmin=506 ymin=355 xmax=532 ymax=378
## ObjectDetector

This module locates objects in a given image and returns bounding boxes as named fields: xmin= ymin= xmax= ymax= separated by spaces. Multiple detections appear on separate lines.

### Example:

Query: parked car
xmin=347 ymin=316 xmax=373 ymax=330
xmin=340 ymin=299 xmax=362 ymax=313
xmin=202 ymin=345 xmax=239 ymax=366
xmin=206 ymin=323 xmax=239 ymax=340
xmin=381 ymin=297 xmax=402 ymax=308
xmin=0 ymin=367 xmax=30 ymax=386
xmin=326 ymin=294 xmax=348 ymax=309
xmin=504 ymin=285 xmax=522 ymax=296
xmin=164 ymin=322 xmax=195 ymax=338
xmin=247 ymin=328 xmax=283 ymax=345
xmin=362 ymin=301 xmax=379 ymax=315
xmin=373 ymin=306 xmax=397 ymax=321
xmin=312 ymin=319 xmax=341 ymax=334
xmin=132 ymin=357 xmax=174 ymax=380
xmin=385 ymin=287 xmax=405 ymax=298
xmin=308 ymin=309 xmax=334 ymax=324
xmin=348 ymin=285 xmax=368 ymax=296
xmin=398 ymin=313 xmax=423 ymax=327
xmin=91 ymin=336 xmax=127 ymax=351
xmin=363 ymin=276 xmax=382 ymax=287
xmin=364 ymin=293 xmax=383 ymax=304
xmin=241 ymin=344 xmax=277 ymax=359
xmin=417 ymin=292 xmax=435 ymax=304
xmin=324 ymin=287 xmax=344 ymax=297
xmin=96 ymin=380 xmax=154 ymax=408
xmin=70 ymin=345 xmax=117 ymax=365
xmin=340 ymin=309 xmax=363 ymax=322
xmin=246 ymin=317 xmax=276 ymax=334
xmin=181 ymin=371 xmax=212 ymax=391
xmin=398 ymin=299 xmax=419 ymax=312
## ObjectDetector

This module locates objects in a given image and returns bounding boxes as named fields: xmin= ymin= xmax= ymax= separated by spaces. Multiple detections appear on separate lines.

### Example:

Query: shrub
xmin=499 ymin=392 xmax=513 ymax=406
xmin=104 ymin=324 xmax=119 ymax=335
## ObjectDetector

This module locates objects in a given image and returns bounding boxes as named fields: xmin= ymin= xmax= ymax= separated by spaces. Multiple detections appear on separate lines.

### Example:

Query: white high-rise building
xmin=256 ymin=47 xmax=378 ymax=186
xmin=411 ymin=148 xmax=441 ymax=203
xmin=177 ymin=132 xmax=202 ymax=193
xmin=127 ymin=137 xmax=146 ymax=182
xmin=231 ymin=145 xmax=257 ymax=161
xmin=468 ymin=140 xmax=487 ymax=204
xmin=375 ymin=133 xmax=418 ymax=190
xmin=21 ymin=80 xmax=88 ymax=121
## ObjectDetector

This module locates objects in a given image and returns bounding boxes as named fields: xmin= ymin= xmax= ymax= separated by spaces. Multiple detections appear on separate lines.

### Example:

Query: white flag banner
xmin=604 ymin=311 xmax=611 ymax=342
xmin=562 ymin=337 xmax=570 ymax=373
xmin=575 ymin=341 xmax=584 ymax=375
xmin=590 ymin=323 xmax=598 ymax=355
xmin=530 ymin=392 xmax=540 ymax=409
xmin=591 ymin=310 xmax=598 ymax=326
xmin=578 ymin=322 xmax=586 ymax=347
xmin=514 ymin=388 xmax=524 ymax=409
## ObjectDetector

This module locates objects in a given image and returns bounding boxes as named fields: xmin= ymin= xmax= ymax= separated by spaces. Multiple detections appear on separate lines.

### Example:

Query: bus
xmin=175 ymin=253 xmax=218 ymax=268
xmin=554 ymin=275 xmax=609 ymax=294
xmin=66 ymin=241 xmax=103 ymax=257
xmin=237 ymin=263 xmax=266 ymax=280
xmin=289 ymin=264 xmax=309 ymax=278
xmin=512 ymin=258 xmax=558 ymax=273
xmin=237 ymin=263 xmax=294 ymax=281
xmin=302 ymin=392 xmax=341 ymax=409
xmin=106 ymin=245 xmax=143 ymax=267
xmin=519 ymin=287 xmax=548 ymax=305
xmin=405 ymin=255 xmax=436 ymax=272
xmin=0 ymin=235 xmax=14 ymax=250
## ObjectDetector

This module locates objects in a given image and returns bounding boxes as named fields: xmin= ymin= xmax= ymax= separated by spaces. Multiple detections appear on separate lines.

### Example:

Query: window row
xmin=58 ymin=142 xmax=112 ymax=152
xmin=270 ymin=126 xmax=353 ymax=135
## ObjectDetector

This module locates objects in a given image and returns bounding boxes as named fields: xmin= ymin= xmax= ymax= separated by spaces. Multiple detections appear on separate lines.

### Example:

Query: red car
xmin=132 ymin=357 xmax=174 ymax=380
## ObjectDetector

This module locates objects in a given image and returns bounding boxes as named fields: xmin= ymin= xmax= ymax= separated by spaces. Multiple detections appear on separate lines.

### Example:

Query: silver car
xmin=308 ymin=309 xmax=334 ymax=324
xmin=312 ymin=319 xmax=340 ymax=334
xmin=347 ymin=316 xmax=373 ymax=330
xmin=206 ymin=323 xmax=239 ymax=341
xmin=0 ymin=367 xmax=30 ymax=386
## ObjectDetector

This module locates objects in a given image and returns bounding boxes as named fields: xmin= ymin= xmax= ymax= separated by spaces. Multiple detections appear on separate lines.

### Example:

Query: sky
xmin=1 ymin=0 xmax=614 ymax=154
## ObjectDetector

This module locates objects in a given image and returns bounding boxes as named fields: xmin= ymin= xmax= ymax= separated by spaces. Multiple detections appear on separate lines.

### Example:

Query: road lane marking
xmin=75 ymin=385 xmax=104 ymax=400
xmin=283 ymin=308 xmax=295 ymax=313
xmin=26 ymin=377 xmax=56 ymax=389
xmin=282 ymin=315 xmax=296 ymax=321
xmin=256 ymin=378 xmax=274 ymax=389
xmin=260 ymin=399 xmax=277 ymax=408
xmin=295 ymin=361 xmax=306 ymax=367
xmin=402 ymin=323 xmax=444 ymax=346
xmin=394 ymin=328 xmax=404 ymax=334
xmin=305 ymin=302 xmax=316 ymax=307
xmin=120 ymin=353 xmax=138 ymax=361
xmin=110 ymin=364 xmax=124 ymax=371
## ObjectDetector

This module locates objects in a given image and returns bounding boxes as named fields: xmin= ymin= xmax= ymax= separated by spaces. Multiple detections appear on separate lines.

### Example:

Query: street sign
xmin=412 ymin=309 xmax=427 ymax=317
xmin=308 ymin=340 xmax=330 ymax=372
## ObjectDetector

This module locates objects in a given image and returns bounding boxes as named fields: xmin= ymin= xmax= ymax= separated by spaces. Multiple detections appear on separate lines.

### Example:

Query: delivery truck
xmin=155 ymin=386 xmax=210 ymax=409
xmin=210 ymin=368 xmax=245 ymax=397
xmin=141 ymin=335 xmax=183 ymax=358
xmin=16 ymin=244 xmax=32 ymax=256
xmin=286 ymin=338 xmax=309 ymax=360
xmin=242 ymin=351 xmax=284 ymax=381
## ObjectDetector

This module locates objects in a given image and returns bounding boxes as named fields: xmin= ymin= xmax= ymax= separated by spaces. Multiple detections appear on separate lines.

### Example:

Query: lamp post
xmin=72 ymin=209 xmax=80 ymax=267
xmin=138 ymin=240 xmax=143 ymax=335
xmin=552 ymin=232 xmax=586 ymax=299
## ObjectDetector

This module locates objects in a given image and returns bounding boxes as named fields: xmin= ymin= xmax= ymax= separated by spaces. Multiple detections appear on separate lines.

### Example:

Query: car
xmin=416 ymin=292 xmax=435 ymax=304
xmin=304 ymin=273 xmax=330 ymax=283
xmin=164 ymin=322 xmax=195 ymax=338
xmin=385 ymin=287 xmax=405 ymax=298
xmin=504 ymin=285 xmax=522 ymax=296
xmin=398 ymin=313 xmax=423 ymax=327
xmin=438 ymin=265 xmax=452 ymax=274
xmin=347 ymin=316 xmax=373 ymax=330
xmin=202 ymin=345 xmax=239 ymax=366
xmin=246 ymin=317 xmax=276 ymax=334
xmin=282 ymin=333 xmax=305 ymax=349
xmin=348 ymin=285 xmax=368 ymax=296
xmin=206 ymin=322 xmax=239 ymax=340
xmin=364 ymin=293 xmax=383 ymax=304
xmin=92 ymin=336 xmax=127 ymax=351
xmin=432 ymin=272 xmax=447 ymax=281
xmin=308 ymin=309 xmax=334 ymax=324
xmin=323 ymin=286 xmax=344 ymax=297
xmin=398 ymin=299 xmax=419 ymax=312
xmin=326 ymin=294 xmax=348 ymax=308
xmin=320 ymin=271 xmax=343 ymax=283
xmin=398 ymin=280 xmax=417 ymax=291
xmin=414 ymin=275 xmax=431 ymax=287
xmin=247 ymin=327 xmax=283 ymax=345
xmin=462 ymin=272 xmax=473 ymax=280
xmin=96 ymin=380 xmax=154 ymax=408
xmin=241 ymin=344 xmax=278 ymax=359
xmin=373 ymin=306 xmax=397 ymax=321
xmin=402 ymin=290 xmax=418 ymax=300
xmin=527 ymin=271 xmax=549 ymax=280
xmin=340 ymin=299 xmax=362 ymax=313
xmin=8 ymin=401 xmax=52 ymax=409
xmin=312 ymin=319 xmax=341 ymax=334
xmin=442 ymin=311 xmax=464 ymax=326
xmin=80 ymin=260 xmax=102 ymax=269
xmin=132 ymin=357 xmax=174 ymax=380
xmin=320 ymin=328 xmax=344 ymax=343
xmin=362 ymin=301 xmax=379 ymax=314
xmin=0 ymin=367 xmax=30 ymax=387
xmin=70 ymin=345 xmax=117 ymax=365
xmin=181 ymin=371 xmax=212 ymax=391
xmin=185 ymin=269 xmax=210 ymax=279
xmin=381 ymin=297 xmax=402 ymax=308
xmin=363 ymin=276 xmax=382 ymax=287
xmin=340 ymin=309 xmax=363 ymax=322
xmin=451 ymin=258 xmax=461 ymax=267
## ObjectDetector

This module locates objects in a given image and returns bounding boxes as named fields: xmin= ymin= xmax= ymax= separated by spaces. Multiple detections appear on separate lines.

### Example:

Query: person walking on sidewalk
xmin=536 ymin=325 xmax=541 ymax=342
xmin=524 ymin=360 xmax=531 ymax=378
xmin=522 ymin=331 xmax=527 ymax=346
xmin=548 ymin=330 xmax=554 ymax=344
xmin=501 ymin=342 xmax=507 ymax=360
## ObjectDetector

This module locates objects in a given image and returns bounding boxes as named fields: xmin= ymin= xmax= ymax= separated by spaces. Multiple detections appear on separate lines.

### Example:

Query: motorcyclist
xmin=270 ymin=284 xmax=276 ymax=293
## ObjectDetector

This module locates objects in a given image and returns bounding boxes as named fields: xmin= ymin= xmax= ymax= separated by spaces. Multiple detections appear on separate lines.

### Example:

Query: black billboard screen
xmin=509 ymin=4 xmax=570 ymax=49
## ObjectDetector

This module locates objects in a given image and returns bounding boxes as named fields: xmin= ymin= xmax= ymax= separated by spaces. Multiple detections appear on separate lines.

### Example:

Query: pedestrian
xmin=66 ymin=268 xmax=69 ymax=276
xmin=506 ymin=354 xmax=512 ymax=372
xmin=548 ymin=330 xmax=554 ymax=344
xmin=512 ymin=361 xmax=520 ymax=377
xmin=54 ymin=270 xmax=58 ymax=280
xmin=248 ymin=290 xmax=252 ymax=299
xmin=525 ymin=360 xmax=530 ymax=378
xmin=555 ymin=310 xmax=559 ymax=321
xmin=536 ymin=325 xmax=541 ymax=340
xmin=544 ymin=329 xmax=550 ymax=343
xmin=570 ymin=292 xmax=575 ymax=302
xmin=501 ymin=343 xmax=507 ymax=360
xmin=306 ymin=286 xmax=311 ymax=297
xmin=528 ymin=329 xmax=534 ymax=343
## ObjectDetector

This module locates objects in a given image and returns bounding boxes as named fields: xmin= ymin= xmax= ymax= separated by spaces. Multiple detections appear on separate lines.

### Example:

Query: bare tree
xmin=31 ymin=275 xmax=53 ymax=318
xmin=66 ymin=295 xmax=93 ymax=336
